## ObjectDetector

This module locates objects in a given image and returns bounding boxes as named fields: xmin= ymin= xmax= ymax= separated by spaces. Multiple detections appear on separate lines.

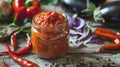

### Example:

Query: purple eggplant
xmin=100 ymin=1 xmax=120 ymax=27
xmin=60 ymin=0 xmax=87 ymax=17
xmin=59 ymin=0 xmax=106 ymax=17
xmin=90 ymin=0 xmax=106 ymax=6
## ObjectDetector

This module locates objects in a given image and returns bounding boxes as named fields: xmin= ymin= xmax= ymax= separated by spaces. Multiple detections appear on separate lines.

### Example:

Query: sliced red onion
xmin=72 ymin=18 xmax=85 ymax=30
xmin=77 ymin=27 xmax=90 ymax=41
xmin=69 ymin=35 xmax=83 ymax=48
xmin=69 ymin=17 xmax=75 ymax=28
xmin=68 ymin=14 xmax=85 ymax=29
xmin=68 ymin=14 xmax=90 ymax=48
xmin=69 ymin=41 xmax=83 ymax=48
xmin=68 ymin=14 xmax=77 ymax=27
xmin=70 ymin=29 xmax=82 ymax=37
xmin=69 ymin=27 xmax=90 ymax=48
xmin=83 ymin=36 xmax=92 ymax=44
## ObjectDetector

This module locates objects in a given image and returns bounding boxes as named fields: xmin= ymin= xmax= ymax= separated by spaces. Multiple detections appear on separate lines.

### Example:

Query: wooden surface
xmin=0 ymin=1 xmax=120 ymax=67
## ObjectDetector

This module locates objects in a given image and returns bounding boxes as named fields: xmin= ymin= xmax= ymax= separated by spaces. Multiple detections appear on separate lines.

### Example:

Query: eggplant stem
xmin=86 ymin=21 xmax=96 ymax=33
xmin=93 ymin=7 xmax=105 ymax=23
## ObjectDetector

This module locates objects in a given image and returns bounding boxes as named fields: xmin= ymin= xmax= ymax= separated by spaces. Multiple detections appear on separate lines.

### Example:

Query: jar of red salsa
xmin=31 ymin=11 xmax=69 ymax=59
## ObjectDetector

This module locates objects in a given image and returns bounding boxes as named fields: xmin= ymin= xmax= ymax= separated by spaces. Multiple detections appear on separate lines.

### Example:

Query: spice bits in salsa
xmin=31 ymin=11 xmax=69 ymax=59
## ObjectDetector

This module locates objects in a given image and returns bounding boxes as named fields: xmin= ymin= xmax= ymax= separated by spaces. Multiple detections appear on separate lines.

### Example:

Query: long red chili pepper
xmin=0 ymin=39 xmax=32 ymax=55
xmin=11 ymin=32 xmax=17 ymax=51
xmin=4 ymin=43 xmax=37 ymax=67
xmin=26 ymin=0 xmax=41 ymax=19
xmin=96 ymin=29 xmax=120 ymax=52
xmin=10 ymin=28 xmax=23 ymax=51
xmin=94 ymin=28 xmax=117 ymax=41
xmin=2 ymin=57 xmax=9 ymax=67
xmin=0 ymin=51 xmax=8 ymax=55
xmin=14 ymin=39 xmax=32 ymax=55
xmin=0 ymin=33 xmax=32 ymax=55
xmin=87 ymin=22 xmax=119 ymax=41
xmin=99 ymin=43 xmax=120 ymax=52
xmin=86 ymin=22 xmax=120 ymax=52
xmin=96 ymin=27 xmax=117 ymax=36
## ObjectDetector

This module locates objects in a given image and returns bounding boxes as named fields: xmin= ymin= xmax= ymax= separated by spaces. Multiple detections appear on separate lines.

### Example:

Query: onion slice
xmin=68 ymin=14 xmax=85 ymax=29
xmin=73 ymin=18 xmax=85 ymax=30
xmin=70 ymin=29 xmax=82 ymax=37
xmin=77 ymin=27 xmax=90 ymax=41
xmin=68 ymin=14 xmax=91 ymax=48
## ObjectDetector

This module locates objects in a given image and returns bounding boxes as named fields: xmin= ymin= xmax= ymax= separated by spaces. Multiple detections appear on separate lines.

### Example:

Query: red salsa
xmin=31 ymin=11 xmax=69 ymax=59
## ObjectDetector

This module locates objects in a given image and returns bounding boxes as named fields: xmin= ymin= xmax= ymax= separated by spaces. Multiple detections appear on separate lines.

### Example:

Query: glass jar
xmin=31 ymin=11 xmax=69 ymax=59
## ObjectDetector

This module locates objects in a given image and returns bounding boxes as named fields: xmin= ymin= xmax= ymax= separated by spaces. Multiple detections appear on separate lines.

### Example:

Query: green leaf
xmin=93 ymin=7 xmax=105 ymax=23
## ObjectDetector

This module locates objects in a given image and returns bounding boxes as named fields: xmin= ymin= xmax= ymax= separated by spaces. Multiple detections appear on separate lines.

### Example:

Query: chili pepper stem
xmin=26 ymin=33 xmax=30 ymax=40
xmin=15 ymin=27 xmax=23 ymax=34
xmin=8 ymin=14 xmax=19 ymax=27
xmin=13 ymin=14 xmax=18 ymax=23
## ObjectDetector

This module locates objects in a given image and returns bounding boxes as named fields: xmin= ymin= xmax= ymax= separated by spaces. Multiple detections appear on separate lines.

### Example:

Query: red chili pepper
xmin=13 ymin=0 xmax=40 ymax=23
xmin=0 ymin=52 xmax=8 ymax=55
xmin=86 ymin=23 xmax=120 ymax=52
xmin=99 ymin=43 xmax=120 ymax=52
xmin=26 ymin=0 xmax=40 ymax=19
xmin=13 ymin=0 xmax=26 ymax=23
xmin=86 ymin=22 xmax=118 ymax=41
xmin=2 ymin=57 xmax=9 ymax=67
xmin=14 ymin=39 xmax=32 ymax=55
xmin=94 ymin=28 xmax=117 ymax=41
xmin=93 ymin=28 xmax=120 ymax=52
xmin=96 ymin=27 xmax=117 ymax=36
xmin=95 ymin=28 xmax=120 ymax=52
xmin=4 ymin=43 xmax=37 ymax=67
xmin=11 ymin=32 xmax=17 ymax=51
xmin=0 ymin=40 xmax=32 ymax=55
